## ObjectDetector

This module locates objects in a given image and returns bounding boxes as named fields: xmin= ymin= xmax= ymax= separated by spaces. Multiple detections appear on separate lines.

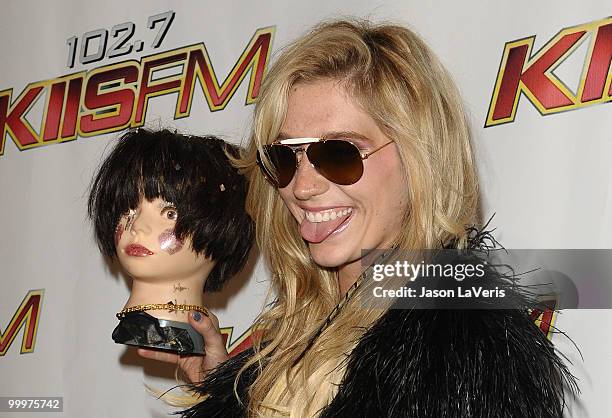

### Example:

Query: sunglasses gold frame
xmin=257 ymin=137 xmax=394 ymax=187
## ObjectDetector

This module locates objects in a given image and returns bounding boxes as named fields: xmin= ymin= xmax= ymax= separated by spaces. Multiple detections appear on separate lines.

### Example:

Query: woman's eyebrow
xmin=276 ymin=131 xmax=373 ymax=146
xmin=321 ymin=131 xmax=372 ymax=145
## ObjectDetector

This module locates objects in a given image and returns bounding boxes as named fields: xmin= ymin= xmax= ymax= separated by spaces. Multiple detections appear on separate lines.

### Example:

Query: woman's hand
xmin=136 ymin=310 xmax=229 ymax=383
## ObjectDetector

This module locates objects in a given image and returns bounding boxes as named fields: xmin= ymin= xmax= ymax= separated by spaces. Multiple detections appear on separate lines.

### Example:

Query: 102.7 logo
xmin=65 ymin=10 xmax=175 ymax=68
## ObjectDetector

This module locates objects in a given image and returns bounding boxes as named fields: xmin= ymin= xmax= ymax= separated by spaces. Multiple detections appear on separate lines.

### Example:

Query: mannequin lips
xmin=125 ymin=244 xmax=154 ymax=256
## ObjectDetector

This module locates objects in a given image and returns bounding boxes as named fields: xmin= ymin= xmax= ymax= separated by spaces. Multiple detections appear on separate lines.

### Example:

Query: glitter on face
xmin=115 ymin=223 xmax=124 ymax=246
xmin=125 ymin=209 xmax=137 ymax=231
xmin=159 ymin=229 xmax=184 ymax=255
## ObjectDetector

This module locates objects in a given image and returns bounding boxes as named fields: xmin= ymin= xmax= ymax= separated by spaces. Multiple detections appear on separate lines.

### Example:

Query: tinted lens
xmin=259 ymin=145 xmax=297 ymax=188
xmin=308 ymin=140 xmax=363 ymax=185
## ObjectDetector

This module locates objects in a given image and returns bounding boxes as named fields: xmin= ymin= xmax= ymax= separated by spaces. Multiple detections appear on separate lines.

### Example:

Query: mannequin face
xmin=115 ymin=197 xmax=213 ymax=282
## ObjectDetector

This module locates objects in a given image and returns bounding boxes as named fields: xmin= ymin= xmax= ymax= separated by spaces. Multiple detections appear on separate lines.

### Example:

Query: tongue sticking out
xmin=300 ymin=212 xmax=350 ymax=243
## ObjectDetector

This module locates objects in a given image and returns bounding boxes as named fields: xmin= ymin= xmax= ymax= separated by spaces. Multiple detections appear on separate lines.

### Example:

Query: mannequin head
xmin=88 ymin=128 xmax=254 ymax=291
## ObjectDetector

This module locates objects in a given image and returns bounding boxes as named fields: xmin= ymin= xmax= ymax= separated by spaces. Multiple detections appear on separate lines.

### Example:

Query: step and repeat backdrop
xmin=1 ymin=1 xmax=610 ymax=417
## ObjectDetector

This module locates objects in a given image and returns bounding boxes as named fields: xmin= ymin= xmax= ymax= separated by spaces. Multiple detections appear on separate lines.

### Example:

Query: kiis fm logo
xmin=0 ymin=27 xmax=274 ymax=156
xmin=485 ymin=17 xmax=611 ymax=127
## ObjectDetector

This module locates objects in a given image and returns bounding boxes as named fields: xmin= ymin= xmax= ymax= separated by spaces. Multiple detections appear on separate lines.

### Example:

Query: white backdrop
xmin=0 ymin=1 xmax=610 ymax=417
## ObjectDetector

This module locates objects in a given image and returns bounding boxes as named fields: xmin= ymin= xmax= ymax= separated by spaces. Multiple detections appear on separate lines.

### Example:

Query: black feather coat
xmin=179 ymin=248 xmax=577 ymax=418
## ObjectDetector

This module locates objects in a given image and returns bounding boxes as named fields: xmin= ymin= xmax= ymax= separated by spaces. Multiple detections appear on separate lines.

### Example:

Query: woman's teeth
xmin=305 ymin=208 xmax=352 ymax=223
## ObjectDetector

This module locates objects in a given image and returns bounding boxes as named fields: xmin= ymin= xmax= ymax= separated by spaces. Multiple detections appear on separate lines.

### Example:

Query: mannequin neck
xmin=124 ymin=271 xmax=211 ymax=323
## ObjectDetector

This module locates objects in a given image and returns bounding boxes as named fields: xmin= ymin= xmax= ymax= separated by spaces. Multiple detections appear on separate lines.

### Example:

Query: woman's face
xmin=277 ymin=79 xmax=409 ymax=276
xmin=115 ymin=197 xmax=212 ymax=282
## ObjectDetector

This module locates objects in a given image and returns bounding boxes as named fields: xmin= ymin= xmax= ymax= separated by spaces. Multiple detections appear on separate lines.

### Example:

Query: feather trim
xmin=178 ymin=348 xmax=257 ymax=417
xmin=319 ymin=308 xmax=576 ymax=417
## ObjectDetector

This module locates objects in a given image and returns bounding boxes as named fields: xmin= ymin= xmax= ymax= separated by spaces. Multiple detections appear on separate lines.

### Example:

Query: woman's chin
xmin=308 ymin=244 xmax=353 ymax=269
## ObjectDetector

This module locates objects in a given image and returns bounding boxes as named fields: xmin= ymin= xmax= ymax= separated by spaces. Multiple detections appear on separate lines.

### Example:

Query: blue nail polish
xmin=192 ymin=312 xmax=202 ymax=322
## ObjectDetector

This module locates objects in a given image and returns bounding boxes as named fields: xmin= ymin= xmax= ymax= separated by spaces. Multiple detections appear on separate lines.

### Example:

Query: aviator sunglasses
xmin=256 ymin=137 xmax=394 ymax=188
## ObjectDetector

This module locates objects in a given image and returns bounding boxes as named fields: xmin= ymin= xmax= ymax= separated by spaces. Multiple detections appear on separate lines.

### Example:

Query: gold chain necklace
xmin=116 ymin=302 xmax=209 ymax=319
xmin=292 ymin=245 xmax=399 ymax=365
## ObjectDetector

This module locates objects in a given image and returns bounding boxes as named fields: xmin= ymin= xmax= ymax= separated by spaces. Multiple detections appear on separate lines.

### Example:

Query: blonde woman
xmin=139 ymin=19 xmax=576 ymax=417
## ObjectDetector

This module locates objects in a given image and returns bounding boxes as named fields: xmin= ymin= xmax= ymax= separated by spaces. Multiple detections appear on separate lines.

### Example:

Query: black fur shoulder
xmin=319 ymin=230 xmax=578 ymax=418
xmin=320 ymin=308 xmax=575 ymax=417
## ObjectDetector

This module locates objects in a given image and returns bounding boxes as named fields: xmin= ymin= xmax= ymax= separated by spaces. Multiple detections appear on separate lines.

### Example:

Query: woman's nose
xmin=291 ymin=151 xmax=329 ymax=200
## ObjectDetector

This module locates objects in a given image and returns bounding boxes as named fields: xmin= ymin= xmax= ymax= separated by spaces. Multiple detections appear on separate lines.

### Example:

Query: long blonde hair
xmin=233 ymin=18 xmax=480 ymax=417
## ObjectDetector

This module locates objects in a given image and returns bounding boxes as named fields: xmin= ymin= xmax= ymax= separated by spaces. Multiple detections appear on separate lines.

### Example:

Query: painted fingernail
xmin=192 ymin=312 xmax=202 ymax=322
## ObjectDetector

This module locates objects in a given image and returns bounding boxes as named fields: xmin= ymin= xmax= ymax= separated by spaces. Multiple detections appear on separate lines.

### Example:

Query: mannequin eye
xmin=161 ymin=206 xmax=178 ymax=221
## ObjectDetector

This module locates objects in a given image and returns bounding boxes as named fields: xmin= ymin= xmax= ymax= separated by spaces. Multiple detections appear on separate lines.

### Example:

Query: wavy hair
xmin=233 ymin=19 xmax=480 ymax=416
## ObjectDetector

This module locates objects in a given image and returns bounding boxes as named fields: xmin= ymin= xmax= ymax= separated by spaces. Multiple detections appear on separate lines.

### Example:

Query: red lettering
xmin=62 ymin=76 xmax=83 ymax=138
xmin=0 ymin=85 xmax=44 ymax=154
xmin=520 ymin=32 xmax=584 ymax=109
xmin=493 ymin=32 xmax=585 ymax=122
xmin=80 ymin=65 xmax=139 ymax=134
xmin=0 ymin=290 xmax=44 ymax=355
xmin=530 ymin=305 xmax=556 ymax=338
xmin=486 ymin=18 xmax=612 ymax=126
xmin=582 ymin=22 xmax=612 ymax=102
xmin=42 ymin=81 xmax=66 ymax=142
xmin=491 ymin=44 xmax=529 ymax=122
xmin=134 ymin=53 xmax=186 ymax=124
xmin=220 ymin=326 xmax=263 ymax=357
xmin=180 ymin=28 xmax=273 ymax=114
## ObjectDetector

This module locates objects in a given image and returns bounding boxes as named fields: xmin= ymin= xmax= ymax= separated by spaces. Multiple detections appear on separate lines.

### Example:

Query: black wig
xmin=88 ymin=128 xmax=254 ymax=291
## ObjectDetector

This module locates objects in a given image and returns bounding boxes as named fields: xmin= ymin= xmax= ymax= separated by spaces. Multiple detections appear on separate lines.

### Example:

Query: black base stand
xmin=112 ymin=311 xmax=204 ymax=354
